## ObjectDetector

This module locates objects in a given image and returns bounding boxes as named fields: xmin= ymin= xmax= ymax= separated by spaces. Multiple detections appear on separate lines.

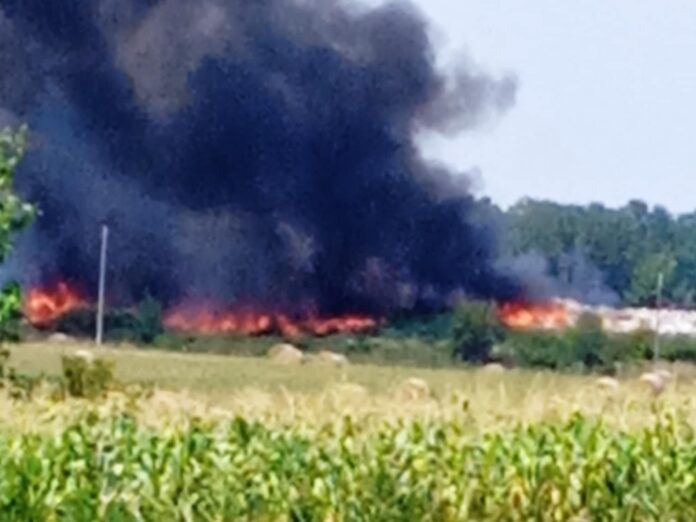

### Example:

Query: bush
xmin=0 ymin=282 xmax=21 ymax=344
xmin=658 ymin=335 xmax=696 ymax=362
xmin=135 ymin=294 xmax=163 ymax=344
xmin=498 ymin=313 xmax=635 ymax=372
xmin=564 ymin=312 xmax=607 ymax=368
xmin=152 ymin=332 xmax=194 ymax=352
xmin=451 ymin=301 xmax=504 ymax=362
xmin=600 ymin=329 xmax=653 ymax=369
xmin=385 ymin=312 xmax=453 ymax=340
xmin=495 ymin=331 xmax=569 ymax=369
xmin=61 ymin=353 xmax=115 ymax=399
xmin=0 ymin=347 xmax=45 ymax=400
xmin=497 ymin=321 xmax=696 ymax=373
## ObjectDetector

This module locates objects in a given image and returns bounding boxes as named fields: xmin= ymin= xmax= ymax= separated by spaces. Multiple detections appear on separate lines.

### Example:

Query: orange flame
xmin=498 ymin=301 xmax=571 ymax=331
xmin=163 ymin=304 xmax=378 ymax=337
xmin=24 ymin=281 xmax=87 ymax=326
xmin=163 ymin=308 xmax=274 ymax=336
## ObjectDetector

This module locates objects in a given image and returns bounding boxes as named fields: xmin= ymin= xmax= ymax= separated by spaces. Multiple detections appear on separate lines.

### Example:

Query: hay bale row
xmin=267 ymin=344 xmax=348 ymax=366
xmin=594 ymin=369 xmax=674 ymax=396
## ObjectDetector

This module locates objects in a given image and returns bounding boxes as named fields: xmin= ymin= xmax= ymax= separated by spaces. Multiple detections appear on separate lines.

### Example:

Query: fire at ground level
xmin=23 ymin=281 xmax=379 ymax=338
xmin=23 ymin=280 xmax=696 ymax=338
xmin=498 ymin=299 xmax=696 ymax=336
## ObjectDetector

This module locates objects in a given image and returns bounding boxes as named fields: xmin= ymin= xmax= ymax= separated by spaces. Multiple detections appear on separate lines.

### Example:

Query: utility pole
xmin=653 ymin=271 xmax=664 ymax=363
xmin=96 ymin=225 xmax=109 ymax=346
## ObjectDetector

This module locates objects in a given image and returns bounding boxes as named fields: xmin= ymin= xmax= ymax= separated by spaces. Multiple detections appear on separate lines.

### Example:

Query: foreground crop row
xmin=1 ymin=406 xmax=695 ymax=521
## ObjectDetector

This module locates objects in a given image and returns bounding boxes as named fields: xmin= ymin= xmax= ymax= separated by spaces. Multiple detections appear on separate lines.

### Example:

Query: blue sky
xmin=393 ymin=1 xmax=696 ymax=213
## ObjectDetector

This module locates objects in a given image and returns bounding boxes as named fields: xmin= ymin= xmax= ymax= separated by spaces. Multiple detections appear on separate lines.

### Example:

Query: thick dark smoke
xmin=0 ymin=0 xmax=519 ymax=314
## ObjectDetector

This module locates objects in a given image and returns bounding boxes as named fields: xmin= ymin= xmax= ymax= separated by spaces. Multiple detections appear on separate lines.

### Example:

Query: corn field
xmin=0 ymin=402 xmax=694 ymax=521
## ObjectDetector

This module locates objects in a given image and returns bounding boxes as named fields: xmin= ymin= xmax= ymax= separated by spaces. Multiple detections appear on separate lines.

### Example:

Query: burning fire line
xmin=22 ymin=283 xmax=380 ymax=337
xmin=163 ymin=306 xmax=379 ymax=338
xmin=19 ymin=280 xmax=573 ymax=337
xmin=23 ymin=283 xmax=696 ymax=339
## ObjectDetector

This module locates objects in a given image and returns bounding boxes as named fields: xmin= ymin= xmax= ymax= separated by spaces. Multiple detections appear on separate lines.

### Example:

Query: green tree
xmin=503 ymin=198 xmax=693 ymax=307
xmin=0 ymin=126 xmax=35 ymax=343
xmin=563 ymin=312 xmax=607 ymax=369
xmin=451 ymin=301 xmax=504 ymax=362
xmin=135 ymin=293 xmax=164 ymax=344
xmin=627 ymin=252 xmax=676 ymax=306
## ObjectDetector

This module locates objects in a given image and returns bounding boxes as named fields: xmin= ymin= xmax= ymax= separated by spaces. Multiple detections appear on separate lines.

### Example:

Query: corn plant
xmin=0 ymin=404 xmax=694 ymax=521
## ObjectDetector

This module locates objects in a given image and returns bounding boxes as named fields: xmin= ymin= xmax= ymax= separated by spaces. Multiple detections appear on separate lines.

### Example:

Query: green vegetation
xmin=501 ymin=198 xmax=696 ymax=307
xmin=451 ymin=301 xmax=503 ymax=362
xmin=46 ymin=302 xmax=696 ymax=373
xmin=0 ymin=126 xmax=34 ymax=262
xmin=0 ymin=126 xmax=34 ymax=346
xmin=61 ymin=353 xmax=115 ymax=399
xmin=0 ymin=342 xmax=695 ymax=520
xmin=495 ymin=313 xmax=618 ymax=372
xmin=134 ymin=294 xmax=164 ymax=344
xmin=496 ymin=321 xmax=696 ymax=373
xmin=7 ymin=341 xmax=696 ymax=426
xmin=0 ymin=400 xmax=693 ymax=521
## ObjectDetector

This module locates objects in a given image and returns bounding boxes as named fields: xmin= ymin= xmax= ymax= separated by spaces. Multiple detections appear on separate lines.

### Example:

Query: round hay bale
xmin=316 ymin=350 xmax=349 ymax=365
xmin=595 ymin=376 xmax=620 ymax=391
xmin=330 ymin=383 xmax=368 ymax=400
xmin=654 ymin=369 xmax=673 ymax=381
xmin=482 ymin=363 xmax=506 ymax=374
xmin=48 ymin=332 xmax=71 ymax=343
xmin=398 ymin=377 xmax=430 ymax=401
xmin=267 ymin=343 xmax=304 ymax=364
xmin=639 ymin=372 xmax=667 ymax=396
xmin=73 ymin=349 xmax=96 ymax=364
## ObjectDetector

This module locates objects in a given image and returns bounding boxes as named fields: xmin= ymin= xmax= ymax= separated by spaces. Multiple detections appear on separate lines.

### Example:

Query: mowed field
xmin=6 ymin=339 xmax=696 ymax=431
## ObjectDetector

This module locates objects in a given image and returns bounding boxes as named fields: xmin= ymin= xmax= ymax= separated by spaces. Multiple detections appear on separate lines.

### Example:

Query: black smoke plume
xmin=0 ymin=0 xmax=519 ymax=315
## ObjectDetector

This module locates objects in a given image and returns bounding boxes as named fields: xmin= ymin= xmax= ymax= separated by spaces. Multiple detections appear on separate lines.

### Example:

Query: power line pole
xmin=653 ymin=271 xmax=664 ymax=363
xmin=96 ymin=225 xmax=109 ymax=346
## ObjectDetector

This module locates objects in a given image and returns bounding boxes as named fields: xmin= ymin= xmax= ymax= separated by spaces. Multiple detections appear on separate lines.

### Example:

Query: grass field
xmin=6 ymin=340 xmax=696 ymax=431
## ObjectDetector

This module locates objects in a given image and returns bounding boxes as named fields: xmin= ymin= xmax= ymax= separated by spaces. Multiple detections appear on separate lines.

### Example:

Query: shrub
xmin=0 ymin=283 xmax=21 ymax=344
xmin=451 ymin=301 xmax=504 ymax=362
xmin=6 ymin=368 xmax=43 ymax=401
xmin=385 ymin=312 xmax=453 ymax=340
xmin=498 ymin=314 xmax=629 ymax=372
xmin=152 ymin=332 xmax=194 ymax=352
xmin=563 ymin=312 xmax=607 ymax=368
xmin=135 ymin=294 xmax=163 ymax=344
xmin=659 ymin=335 xmax=696 ymax=362
xmin=495 ymin=330 xmax=569 ymax=369
xmin=0 ymin=348 xmax=44 ymax=401
xmin=61 ymin=353 xmax=115 ymax=399
xmin=600 ymin=329 xmax=653 ymax=370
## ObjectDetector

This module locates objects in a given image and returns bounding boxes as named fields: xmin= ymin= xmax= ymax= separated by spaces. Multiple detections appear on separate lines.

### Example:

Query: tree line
xmin=482 ymin=197 xmax=696 ymax=308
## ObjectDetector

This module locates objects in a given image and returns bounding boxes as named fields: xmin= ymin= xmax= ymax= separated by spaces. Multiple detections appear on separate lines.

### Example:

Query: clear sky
xmin=394 ymin=1 xmax=696 ymax=214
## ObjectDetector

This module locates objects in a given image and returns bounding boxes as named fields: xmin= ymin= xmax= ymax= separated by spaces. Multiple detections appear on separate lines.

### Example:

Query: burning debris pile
xmin=0 ymin=0 xmax=519 ymax=327
xmin=499 ymin=299 xmax=696 ymax=337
